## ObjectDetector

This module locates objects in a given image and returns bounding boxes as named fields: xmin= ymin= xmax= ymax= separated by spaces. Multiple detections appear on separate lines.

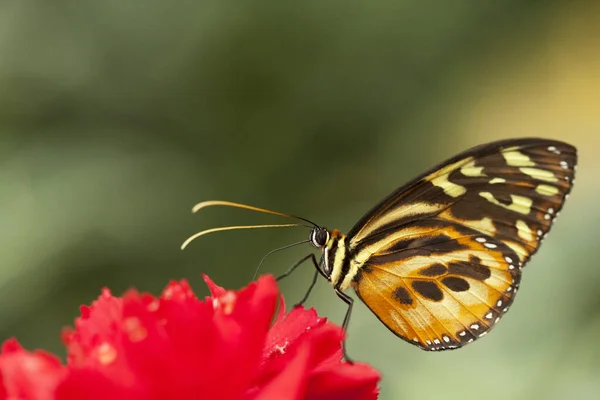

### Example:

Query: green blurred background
xmin=1 ymin=1 xmax=598 ymax=398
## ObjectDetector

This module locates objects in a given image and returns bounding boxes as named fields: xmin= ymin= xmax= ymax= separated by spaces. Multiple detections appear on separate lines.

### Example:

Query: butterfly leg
xmin=295 ymin=269 xmax=319 ymax=307
xmin=277 ymin=253 xmax=321 ymax=307
xmin=335 ymin=288 xmax=355 ymax=364
xmin=276 ymin=253 xmax=317 ymax=282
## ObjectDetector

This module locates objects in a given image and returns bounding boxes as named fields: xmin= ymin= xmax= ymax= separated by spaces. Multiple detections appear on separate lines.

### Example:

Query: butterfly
xmin=182 ymin=138 xmax=576 ymax=357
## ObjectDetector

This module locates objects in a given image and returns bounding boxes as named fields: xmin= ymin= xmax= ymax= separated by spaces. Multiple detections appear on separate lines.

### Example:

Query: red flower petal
xmin=0 ymin=339 xmax=66 ymax=400
xmin=264 ymin=306 xmax=327 ymax=361
xmin=58 ymin=276 xmax=281 ymax=399
xmin=62 ymin=288 xmax=124 ymax=367
xmin=55 ymin=369 xmax=124 ymax=400
xmin=4 ymin=274 xmax=380 ymax=399
xmin=202 ymin=274 xmax=227 ymax=298
xmin=256 ymin=294 xmax=380 ymax=399
xmin=251 ymin=341 xmax=310 ymax=400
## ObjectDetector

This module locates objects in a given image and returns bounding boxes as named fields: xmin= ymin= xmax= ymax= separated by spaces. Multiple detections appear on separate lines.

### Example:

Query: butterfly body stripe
xmin=327 ymin=231 xmax=372 ymax=290
xmin=327 ymin=231 xmax=348 ymax=288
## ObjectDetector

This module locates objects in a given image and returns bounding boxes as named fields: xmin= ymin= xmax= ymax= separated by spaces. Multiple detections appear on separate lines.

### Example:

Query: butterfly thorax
xmin=317 ymin=229 xmax=364 ymax=291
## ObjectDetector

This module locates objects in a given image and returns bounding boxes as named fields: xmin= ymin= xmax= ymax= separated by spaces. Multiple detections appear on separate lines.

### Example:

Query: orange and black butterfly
xmin=183 ymin=138 xmax=576 ymax=356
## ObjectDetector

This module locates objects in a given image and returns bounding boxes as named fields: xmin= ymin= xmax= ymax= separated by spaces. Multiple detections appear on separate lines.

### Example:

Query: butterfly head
xmin=309 ymin=226 xmax=334 ymax=280
xmin=309 ymin=227 xmax=347 ymax=283
xmin=309 ymin=227 xmax=330 ymax=248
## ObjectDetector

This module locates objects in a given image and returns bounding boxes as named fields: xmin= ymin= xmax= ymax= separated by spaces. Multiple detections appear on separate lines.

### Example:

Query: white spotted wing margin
xmin=346 ymin=138 xmax=576 ymax=351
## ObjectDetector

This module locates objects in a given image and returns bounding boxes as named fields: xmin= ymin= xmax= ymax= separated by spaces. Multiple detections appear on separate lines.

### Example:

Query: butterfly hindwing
xmin=353 ymin=220 xmax=520 ymax=350
xmin=348 ymin=138 xmax=576 ymax=350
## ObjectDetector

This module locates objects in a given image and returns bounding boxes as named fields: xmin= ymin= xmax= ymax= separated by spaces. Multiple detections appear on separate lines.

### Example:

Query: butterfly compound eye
xmin=310 ymin=227 xmax=329 ymax=248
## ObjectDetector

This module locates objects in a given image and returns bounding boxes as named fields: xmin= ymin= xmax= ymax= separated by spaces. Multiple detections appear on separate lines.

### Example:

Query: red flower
xmin=0 ymin=339 xmax=66 ymax=400
xmin=0 ymin=275 xmax=380 ymax=400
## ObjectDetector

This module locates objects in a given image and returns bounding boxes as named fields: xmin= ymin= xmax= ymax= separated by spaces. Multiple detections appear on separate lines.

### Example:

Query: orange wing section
xmin=351 ymin=228 xmax=520 ymax=351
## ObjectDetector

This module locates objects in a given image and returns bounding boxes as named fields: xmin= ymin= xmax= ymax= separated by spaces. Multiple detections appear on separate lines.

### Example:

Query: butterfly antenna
xmin=192 ymin=200 xmax=319 ymax=227
xmin=181 ymin=224 xmax=307 ymax=250
xmin=182 ymin=200 xmax=318 ymax=250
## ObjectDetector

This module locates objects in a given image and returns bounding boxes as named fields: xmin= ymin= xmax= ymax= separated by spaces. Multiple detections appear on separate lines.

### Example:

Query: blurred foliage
xmin=1 ymin=1 xmax=599 ymax=399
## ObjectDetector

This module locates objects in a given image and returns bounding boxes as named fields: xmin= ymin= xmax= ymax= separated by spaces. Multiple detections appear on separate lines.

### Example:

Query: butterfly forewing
xmin=348 ymin=139 xmax=576 ymax=351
